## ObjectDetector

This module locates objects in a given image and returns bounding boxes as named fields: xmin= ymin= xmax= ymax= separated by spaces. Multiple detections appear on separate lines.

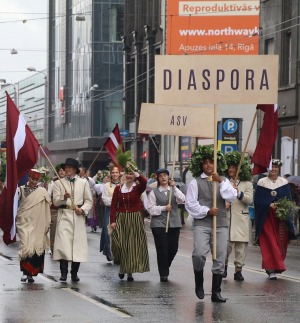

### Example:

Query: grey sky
xmin=0 ymin=0 xmax=47 ymax=84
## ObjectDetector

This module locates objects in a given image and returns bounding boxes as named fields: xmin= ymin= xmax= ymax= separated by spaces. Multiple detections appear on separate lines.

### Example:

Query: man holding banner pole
xmin=185 ymin=145 xmax=237 ymax=302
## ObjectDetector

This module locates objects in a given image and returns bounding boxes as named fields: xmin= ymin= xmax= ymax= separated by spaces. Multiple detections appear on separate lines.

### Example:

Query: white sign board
xmin=155 ymin=55 xmax=279 ymax=104
xmin=138 ymin=103 xmax=214 ymax=137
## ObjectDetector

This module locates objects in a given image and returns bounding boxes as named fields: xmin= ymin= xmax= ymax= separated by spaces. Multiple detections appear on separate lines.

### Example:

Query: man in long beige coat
xmin=53 ymin=158 xmax=93 ymax=282
xmin=223 ymin=153 xmax=253 ymax=282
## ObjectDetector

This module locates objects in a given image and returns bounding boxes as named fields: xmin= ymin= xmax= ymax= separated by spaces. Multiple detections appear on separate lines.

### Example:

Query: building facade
xmin=122 ymin=0 xmax=163 ymax=175
xmin=47 ymin=0 xmax=124 ymax=172
xmin=0 ymin=73 xmax=46 ymax=152
xmin=259 ymin=0 xmax=300 ymax=175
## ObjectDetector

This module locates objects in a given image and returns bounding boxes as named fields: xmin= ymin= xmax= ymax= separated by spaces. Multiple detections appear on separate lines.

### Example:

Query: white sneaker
xmin=269 ymin=273 xmax=277 ymax=280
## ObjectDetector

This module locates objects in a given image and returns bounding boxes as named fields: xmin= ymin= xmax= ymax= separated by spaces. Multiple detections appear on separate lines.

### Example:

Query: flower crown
xmin=272 ymin=159 xmax=283 ymax=167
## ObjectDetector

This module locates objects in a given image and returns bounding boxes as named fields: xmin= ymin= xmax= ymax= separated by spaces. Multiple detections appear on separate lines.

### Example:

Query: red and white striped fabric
xmin=104 ymin=123 xmax=124 ymax=165
xmin=0 ymin=93 xmax=39 ymax=245
xmin=252 ymin=104 xmax=278 ymax=175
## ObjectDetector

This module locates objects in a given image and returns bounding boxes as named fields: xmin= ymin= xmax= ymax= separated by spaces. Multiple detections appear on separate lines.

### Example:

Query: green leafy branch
xmin=275 ymin=197 xmax=297 ymax=221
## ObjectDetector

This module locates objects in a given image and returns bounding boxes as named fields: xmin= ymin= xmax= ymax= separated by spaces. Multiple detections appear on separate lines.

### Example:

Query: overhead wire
xmin=0 ymin=8 xmax=299 ymax=113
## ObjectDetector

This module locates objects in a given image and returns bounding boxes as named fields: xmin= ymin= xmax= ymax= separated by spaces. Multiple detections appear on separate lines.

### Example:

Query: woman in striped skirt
xmin=110 ymin=163 xmax=149 ymax=281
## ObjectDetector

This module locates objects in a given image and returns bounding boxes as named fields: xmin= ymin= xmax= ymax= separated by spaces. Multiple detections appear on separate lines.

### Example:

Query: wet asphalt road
xmin=1 ymin=222 xmax=300 ymax=323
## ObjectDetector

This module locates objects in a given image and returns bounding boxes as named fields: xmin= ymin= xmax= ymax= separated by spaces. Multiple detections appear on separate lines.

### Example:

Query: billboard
xmin=166 ymin=0 xmax=260 ymax=55
xmin=155 ymin=55 xmax=278 ymax=104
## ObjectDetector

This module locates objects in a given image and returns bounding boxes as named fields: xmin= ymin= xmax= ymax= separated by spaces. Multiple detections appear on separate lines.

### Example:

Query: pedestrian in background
xmin=110 ymin=161 xmax=149 ymax=281
xmin=148 ymin=168 xmax=185 ymax=282
xmin=185 ymin=145 xmax=237 ymax=302
xmin=100 ymin=165 xmax=120 ymax=261
xmin=254 ymin=159 xmax=296 ymax=280
xmin=93 ymin=171 xmax=110 ymax=231
xmin=16 ymin=169 xmax=51 ymax=283
xmin=223 ymin=152 xmax=253 ymax=281
xmin=79 ymin=166 xmax=97 ymax=232
xmin=53 ymin=158 xmax=93 ymax=282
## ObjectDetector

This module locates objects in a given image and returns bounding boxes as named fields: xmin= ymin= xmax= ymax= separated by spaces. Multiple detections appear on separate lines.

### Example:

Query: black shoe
xmin=127 ymin=273 xmax=134 ymax=282
xmin=222 ymin=265 xmax=228 ymax=278
xmin=27 ymin=276 xmax=35 ymax=283
xmin=118 ymin=273 xmax=125 ymax=280
xmin=234 ymin=271 xmax=244 ymax=281
xmin=194 ymin=270 xmax=204 ymax=299
xmin=21 ymin=275 xmax=27 ymax=282
xmin=211 ymin=274 xmax=226 ymax=303
xmin=106 ymin=255 xmax=112 ymax=262
xmin=59 ymin=274 xmax=67 ymax=282
xmin=71 ymin=275 xmax=80 ymax=282
xmin=211 ymin=291 xmax=227 ymax=303
xmin=160 ymin=276 xmax=168 ymax=282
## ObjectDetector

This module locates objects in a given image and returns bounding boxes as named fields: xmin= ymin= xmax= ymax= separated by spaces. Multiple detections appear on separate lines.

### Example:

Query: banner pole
xmin=234 ymin=110 xmax=258 ymax=183
xmin=166 ymin=135 xmax=178 ymax=233
xmin=88 ymin=146 xmax=104 ymax=173
xmin=213 ymin=104 xmax=218 ymax=260
xmin=39 ymin=145 xmax=77 ymax=209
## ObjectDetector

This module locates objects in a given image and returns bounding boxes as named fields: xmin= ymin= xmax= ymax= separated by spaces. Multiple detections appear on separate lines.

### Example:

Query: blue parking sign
xmin=218 ymin=140 xmax=238 ymax=154
xmin=223 ymin=119 xmax=238 ymax=134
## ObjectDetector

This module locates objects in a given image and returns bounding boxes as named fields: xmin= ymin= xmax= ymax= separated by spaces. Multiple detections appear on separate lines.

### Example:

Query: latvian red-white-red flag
xmin=104 ymin=123 xmax=124 ymax=165
xmin=0 ymin=93 xmax=39 ymax=245
xmin=252 ymin=104 xmax=278 ymax=175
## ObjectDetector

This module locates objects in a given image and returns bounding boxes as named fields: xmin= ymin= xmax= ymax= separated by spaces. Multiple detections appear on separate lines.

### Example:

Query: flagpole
xmin=234 ymin=110 xmax=258 ymax=183
xmin=87 ymin=146 xmax=104 ymax=174
xmin=39 ymin=146 xmax=77 ymax=209
xmin=213 ymin=104 xmax=218 ymax=260
xmin=166 ymin=135 xmax=178 ymax=233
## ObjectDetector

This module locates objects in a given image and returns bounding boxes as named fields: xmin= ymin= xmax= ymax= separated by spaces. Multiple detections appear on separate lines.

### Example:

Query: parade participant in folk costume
xmin=16 ymin=169 xmax=51 ymax=283
xmin=100 ymin=165 xmax=120 ymax=261
xmin=147 ymin=168 xmax=185 ymax=282
xmin=223 ymin=151 xmax=253 ymax=281
xmin=110 ymin=148 xmax=149 ymax=281
xmin=52 ymin=158 xmax=93 ymax=282
xmin=47 ymin=163 xmax=65 ymax=255
xmin=185 ymin=145 xmax=237 ymax=302
xmin=254 ymin=159 xmax=296 ymax=280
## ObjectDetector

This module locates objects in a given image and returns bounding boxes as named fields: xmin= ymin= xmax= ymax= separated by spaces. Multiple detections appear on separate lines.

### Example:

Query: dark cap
xmin=156 ymin=168 xmax=169 ymax=177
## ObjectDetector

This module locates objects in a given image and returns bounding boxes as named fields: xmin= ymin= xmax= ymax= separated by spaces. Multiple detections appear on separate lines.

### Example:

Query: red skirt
xmin=20 ymin=252 xmax=45 ymax=276
xmin=259 ymin=208 xmax=288 ymax=273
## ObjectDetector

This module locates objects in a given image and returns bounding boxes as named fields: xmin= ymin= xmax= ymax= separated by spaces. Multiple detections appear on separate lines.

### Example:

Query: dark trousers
xmin=100 ymin=207 xmax=111 ymax=258
xmin=152 ymin=227 xmax=180 ymax=277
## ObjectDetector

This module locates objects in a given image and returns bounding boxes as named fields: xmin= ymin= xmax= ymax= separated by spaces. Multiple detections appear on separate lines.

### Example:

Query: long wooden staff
xmin=213 ymin=104 xmax=218 ymax=260
xmin=234 ymin=110 xmax=258 ymax=183
xmin=166 ymin=135 xmax=178 ymax=233
xmin=39 ymin=146 xmax=77 ymax=209
xmin=87 ymin=146 xmax=104 ymax=173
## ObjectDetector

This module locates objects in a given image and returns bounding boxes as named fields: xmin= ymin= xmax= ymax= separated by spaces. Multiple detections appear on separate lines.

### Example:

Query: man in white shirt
xmin=185 ymin=157 xmax=237 ymax=302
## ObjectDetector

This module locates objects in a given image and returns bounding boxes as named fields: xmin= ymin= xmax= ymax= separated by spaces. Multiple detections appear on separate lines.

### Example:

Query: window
xmin=282 ymin=32 xmax=292 ymax=85
xmin=265 ymin=38 xmax=274 ymax=55
xmin=109 ymin=5 xmax=124 ymax=42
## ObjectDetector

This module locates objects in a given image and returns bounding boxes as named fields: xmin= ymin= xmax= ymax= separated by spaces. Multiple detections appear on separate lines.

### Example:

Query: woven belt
xmin=59 ymin=204 xmax=83 ymax=210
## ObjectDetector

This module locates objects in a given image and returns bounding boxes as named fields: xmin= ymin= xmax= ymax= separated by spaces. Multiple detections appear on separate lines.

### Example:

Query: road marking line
xmin=63 ymin=288 xmax=131 ymax=318
xmin=0 ymin=254 xmax=12 ymax=262
xmin=170 ymin=251 xmax=300 ymax=283
xmin=39 ymin=274 xmax=57 ymax=282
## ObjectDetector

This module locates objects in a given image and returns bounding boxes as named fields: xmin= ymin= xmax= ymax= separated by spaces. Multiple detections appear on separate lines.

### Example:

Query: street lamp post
xmin=27 ymin=67 xmax=48 ymax=146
